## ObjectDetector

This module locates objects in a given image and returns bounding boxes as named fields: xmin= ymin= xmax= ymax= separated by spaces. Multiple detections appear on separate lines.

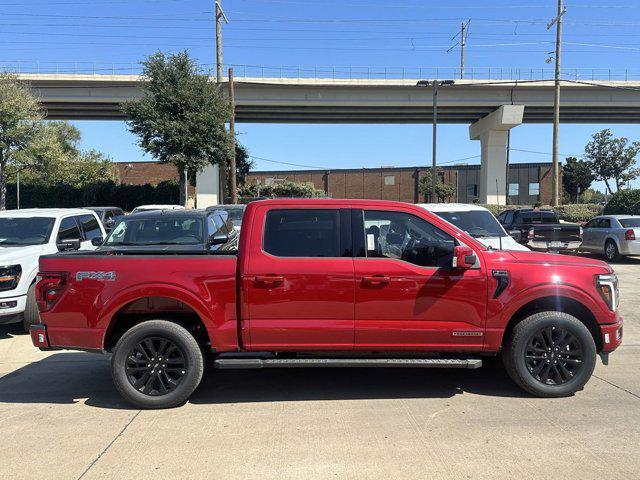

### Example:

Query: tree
xmin=11 ymin=121 xmax=114 ymax=188
xmin=584 ymin=129 xmax=640 ymax=195
xmin=418 ymin=169 xmax=456 ymax=202
xmin=562 ymin=156 xmax=594 ymax=202
xmin=123 ymin=51 xmax=233 ymax=206
xmin=0 ymin=72 xmax=44 ymax=209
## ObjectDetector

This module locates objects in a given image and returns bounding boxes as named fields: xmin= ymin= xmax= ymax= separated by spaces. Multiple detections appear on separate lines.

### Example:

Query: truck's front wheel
xmin=503 ymin=312 xmax=596 ymax=397
xmin=111 ymin=320 xmax=204 ymax=409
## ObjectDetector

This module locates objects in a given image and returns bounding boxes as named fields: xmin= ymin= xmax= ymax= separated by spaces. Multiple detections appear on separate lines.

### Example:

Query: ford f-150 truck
xmin=31 ymin=199 xmax=623 ymax=409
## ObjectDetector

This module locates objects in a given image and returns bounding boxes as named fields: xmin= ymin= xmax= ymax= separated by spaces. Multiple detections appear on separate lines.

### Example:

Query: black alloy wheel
xmin=524 ymin=326 xmax=583 ymax=386
xmin=126 ymin=337 xmax=188 ymax=396
xmin=112 ymin=320 xmax=204 ymax=409
xmin=502 ymin=311 xmax=596 ymax=398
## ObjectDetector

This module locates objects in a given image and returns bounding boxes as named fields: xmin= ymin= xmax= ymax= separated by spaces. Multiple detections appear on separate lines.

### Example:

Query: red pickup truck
xmin=31 ymin=199 xmax=623 ymax=408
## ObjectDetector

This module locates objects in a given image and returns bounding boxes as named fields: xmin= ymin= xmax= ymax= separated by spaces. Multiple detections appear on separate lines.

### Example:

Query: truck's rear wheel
xmin=111 ymin=320 xmax=204 ymax=409
xmin=503 ymin=312 xmax=596 ymax=397
xmin=22 ymin=283 xmax=41 ymax=332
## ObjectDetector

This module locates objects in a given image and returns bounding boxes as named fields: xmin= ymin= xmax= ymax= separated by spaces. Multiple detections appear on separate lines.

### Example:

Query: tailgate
xmin=530 ymin=224 xmax=582 ymax=243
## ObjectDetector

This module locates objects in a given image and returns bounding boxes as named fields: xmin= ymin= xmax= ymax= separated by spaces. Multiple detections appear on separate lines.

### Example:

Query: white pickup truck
xmin=418 ymin=203 xmax=529 ymax=251
xmin=0 ymin=208 xmax=106 ymax=330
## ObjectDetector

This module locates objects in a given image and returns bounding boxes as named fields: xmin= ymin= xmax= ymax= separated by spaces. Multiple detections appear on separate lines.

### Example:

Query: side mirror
xmin=57 ymin=239 xmax=81 ymax=251
xmin=453 ymin=245 xmax=476 ymax=269
xmin=208 ymin=232 xmax=229 ymax=247
xmin=508 ymin=230 xmax=522 ymax=242
xmin=91 ymin=237 xmax=104 ymax=247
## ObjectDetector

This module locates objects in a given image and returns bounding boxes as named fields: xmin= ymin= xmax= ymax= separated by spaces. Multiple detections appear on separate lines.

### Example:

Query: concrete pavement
xmin=1 ymin=258 xmax=639 ymax=480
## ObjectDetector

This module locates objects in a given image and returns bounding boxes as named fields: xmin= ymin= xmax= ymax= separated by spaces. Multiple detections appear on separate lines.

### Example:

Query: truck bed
xmin=38 ymin=253 xmax=239 ymax=352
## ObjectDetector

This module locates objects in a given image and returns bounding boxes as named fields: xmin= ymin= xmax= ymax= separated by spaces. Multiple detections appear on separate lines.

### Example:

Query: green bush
xmin=482 ymin=203 xmax=603 ymax=223
xmin=554 ymin=204 xmax=603 ymax=223
xmin=603 ymin=189 xmax=640 ymax=216
xmin=6 ymin=180 xmax=180 ymax=211
xmin=481 ymin=204 xmax=528 ymax=216
xmin=239 ymin=180 xmax=325 ymax=198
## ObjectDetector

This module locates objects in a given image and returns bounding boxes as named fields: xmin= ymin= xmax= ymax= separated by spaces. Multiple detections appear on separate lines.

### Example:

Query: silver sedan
xmin=580 ymin=215 xmax=640 ymax=261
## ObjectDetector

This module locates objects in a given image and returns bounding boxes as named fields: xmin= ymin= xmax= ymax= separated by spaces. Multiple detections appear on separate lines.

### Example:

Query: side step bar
xmin=214 ymin=358 xmax=482 ymax=370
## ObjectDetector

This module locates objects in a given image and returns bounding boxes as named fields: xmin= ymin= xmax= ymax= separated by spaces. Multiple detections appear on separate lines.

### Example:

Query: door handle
xmin=254 ymin=275 xmax=284 ymax=286
xmin=362 ymin=275 xmax=390 ymax=285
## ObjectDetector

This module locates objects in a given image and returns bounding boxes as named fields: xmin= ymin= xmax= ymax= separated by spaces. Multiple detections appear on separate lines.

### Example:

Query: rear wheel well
xmin=503 ymin=296 xmax=602 ymax=352
xmin=103 ymin=296 xmax=211 ymax=353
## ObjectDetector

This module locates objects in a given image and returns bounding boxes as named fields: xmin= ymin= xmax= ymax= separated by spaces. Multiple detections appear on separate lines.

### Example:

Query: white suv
xmin=0 ymin=208 xmax=106 ymax=330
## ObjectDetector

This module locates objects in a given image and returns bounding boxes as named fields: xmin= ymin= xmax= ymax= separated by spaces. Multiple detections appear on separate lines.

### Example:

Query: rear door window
xmin=57 ymin=217 xmax=81 ymax=242
xmin=264 ymin=209 xmax=341 ymax=257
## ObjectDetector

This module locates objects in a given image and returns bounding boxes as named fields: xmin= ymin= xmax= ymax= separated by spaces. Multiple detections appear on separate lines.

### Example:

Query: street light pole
xmin=417 ymin=79 xmax=455 ymax=203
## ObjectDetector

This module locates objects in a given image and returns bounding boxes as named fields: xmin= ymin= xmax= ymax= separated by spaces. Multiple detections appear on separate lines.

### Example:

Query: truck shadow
xmin=0 ymin=351 xmax=529 ymax=410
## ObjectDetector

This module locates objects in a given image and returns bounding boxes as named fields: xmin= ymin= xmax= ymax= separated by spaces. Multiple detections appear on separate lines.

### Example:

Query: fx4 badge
xmin=76 ymin=271 xmax=116 ymax=282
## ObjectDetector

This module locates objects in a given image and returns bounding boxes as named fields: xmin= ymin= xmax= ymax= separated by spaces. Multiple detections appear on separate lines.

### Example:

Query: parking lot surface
xmin=1 ymin=257 xmax=639 ymax=480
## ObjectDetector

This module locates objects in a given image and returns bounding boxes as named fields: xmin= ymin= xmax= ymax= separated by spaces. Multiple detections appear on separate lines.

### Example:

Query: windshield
xmin=222 ymin=207 xmax=244 ymax=223
xmin=620 ymin=218 xmax=640 ymax=228
xmin=435 ymin=211 xmax=506 ymax=238
xmin=104 ymin=217 xmax=204 ymax=246
xmin=0 ymin=217 xmax=55 ymax=246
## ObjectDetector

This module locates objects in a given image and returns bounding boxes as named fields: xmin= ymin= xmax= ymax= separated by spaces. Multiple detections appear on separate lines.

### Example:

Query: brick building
xmin=246 ymin=162 xmax=559 ymax=205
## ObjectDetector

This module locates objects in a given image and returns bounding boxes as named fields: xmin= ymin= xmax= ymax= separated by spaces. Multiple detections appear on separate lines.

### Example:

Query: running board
xmin=214 ymin=358 xmax=482 ymax=370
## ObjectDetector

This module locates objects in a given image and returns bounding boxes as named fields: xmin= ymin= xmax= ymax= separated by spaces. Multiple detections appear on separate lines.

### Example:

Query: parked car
xmin=98 ymin=209 xmax=237 ymax=252
xmin=206 ymin=204 xmax=246 ymax=232
xmin=581 ymin=215 xmax=640 ymax=262
xmin=498 ymin=208 xmax=582 ymax=254
xmin=87 ymin=206 xmax=125 ymax=233
xmin=131 ymin=204 xmax=185 ymax=214
xmin=419 ymin=203 xmax=529 ymax=251
xmin=0 ymin=208 xmax=105 ymax=330
xmin=32 ymin=199 xmax=622 ymax=408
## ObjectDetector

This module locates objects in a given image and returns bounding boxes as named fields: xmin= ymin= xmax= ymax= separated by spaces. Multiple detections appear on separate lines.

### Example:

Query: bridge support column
xmin=196 ymin=164 xmax=221 ymax=208
xmin=469 ymin=105 xmax=524 ymax=205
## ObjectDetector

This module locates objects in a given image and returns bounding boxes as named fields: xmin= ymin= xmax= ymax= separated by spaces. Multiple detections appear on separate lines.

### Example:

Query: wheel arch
xmin=100 ymin=288 xmax=216 ymax=353
xmin=503 ymin=296 xmax=603 ymax=353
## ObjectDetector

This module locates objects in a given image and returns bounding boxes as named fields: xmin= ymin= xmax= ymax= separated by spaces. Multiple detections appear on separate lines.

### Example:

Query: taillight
xmin=36 ymin=272 xmax=68 ymax=312
xmin=527 ymin=228 xmax=534 ymax=240
xmin=625 ymin=229 xmax=636 ymax=241
xmin=579 ymin=226 xmax=584 ymax=237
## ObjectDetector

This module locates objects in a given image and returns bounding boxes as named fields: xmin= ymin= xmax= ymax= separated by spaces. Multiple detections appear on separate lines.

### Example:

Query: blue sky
xmin=2 ymin=0 xmax=640 ymax=190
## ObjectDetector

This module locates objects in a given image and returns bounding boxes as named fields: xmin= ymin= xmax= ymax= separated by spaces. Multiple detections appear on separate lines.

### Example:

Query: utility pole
xmin=215 ymin=0 xmax=228 ymax=83
xmin=431 ymin=80 xmax=438 ymax=201
xmin=548 ymin=0 xmax=565 ymax=206
xmin=215 ymin=0 xmax=229 ymax=203
xmin=448 ymin=19 xmax=470 ymax=79
xmin=228 ymin=67 xmax=238 ymax=204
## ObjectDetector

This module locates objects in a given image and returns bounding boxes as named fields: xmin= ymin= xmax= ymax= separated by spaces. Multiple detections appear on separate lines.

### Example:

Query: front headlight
xmin=0 ymin=265 xmax=22 ymax=291
xmin=595 ymin=273 xmax=619 ymax=311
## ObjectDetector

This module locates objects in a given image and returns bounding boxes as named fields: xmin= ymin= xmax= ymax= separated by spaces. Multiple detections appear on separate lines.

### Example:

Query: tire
xmin=111 ymin=320 xmax=204 ymax=409
xmin=604 ymin=240 xmax=620 ymax=263
xmin=22 ymin=283 xmax=41 ymax=332
xmin=503 ymin=311 xmax=596 ymax=398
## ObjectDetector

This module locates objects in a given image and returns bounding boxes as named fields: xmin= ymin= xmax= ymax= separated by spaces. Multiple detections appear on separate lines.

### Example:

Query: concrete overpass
xmin=19 ymin=73 xmax=640 ymax=204
xmin=20 ymin=73 xmax=640 ymax=123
